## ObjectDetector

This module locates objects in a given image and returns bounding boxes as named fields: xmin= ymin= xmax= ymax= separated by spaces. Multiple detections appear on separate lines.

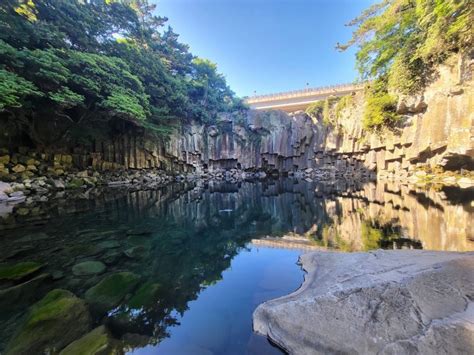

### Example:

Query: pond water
xmin=0 ymin=179 xmax=473 ymax=354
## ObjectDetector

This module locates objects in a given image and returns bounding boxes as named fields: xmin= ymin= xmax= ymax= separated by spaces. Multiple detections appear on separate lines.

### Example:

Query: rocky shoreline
xmin=253 ymin=250 xmax=474 ymax=354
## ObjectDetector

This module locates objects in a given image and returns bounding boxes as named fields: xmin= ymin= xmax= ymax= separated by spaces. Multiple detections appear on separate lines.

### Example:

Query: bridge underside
xmin=245 ymin=83 xmax=364 ymax=112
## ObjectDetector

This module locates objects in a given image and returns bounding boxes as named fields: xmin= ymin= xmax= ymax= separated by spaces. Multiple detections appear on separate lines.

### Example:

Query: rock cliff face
xmin=165 ymin=110 xmax=316 ymax=173
xmin=0 ymin=55 xmax=472 ymax=182
xmin=313 ymin=54 xmax=474 ymax=182
xmin=81 ymin=53 xmax=474 ymax=178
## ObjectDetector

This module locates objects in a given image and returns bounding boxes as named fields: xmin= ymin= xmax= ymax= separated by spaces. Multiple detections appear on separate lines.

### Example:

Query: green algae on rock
xmin=0 ymin=261 xmax=44 ymax=282
xmin=6 ymin=289 xmax=91 ymax=354
xmin=59 ymin=326 xmax=120 ymax=355
xmin=128 ymin=282 xmax=162 ymax=309
xmin=85 ymin=272 xmax=140 ymax=312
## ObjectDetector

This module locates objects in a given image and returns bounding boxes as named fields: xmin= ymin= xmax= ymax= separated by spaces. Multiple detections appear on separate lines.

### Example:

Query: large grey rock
xmin=253 ymin=250 xmax=474 ymax=354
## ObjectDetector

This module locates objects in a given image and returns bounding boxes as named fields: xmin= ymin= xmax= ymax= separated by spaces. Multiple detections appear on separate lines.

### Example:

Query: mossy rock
xmin=107 ymin=282 xmax=162 ymax=334
xmin=6 ymin=289 xmax=91 ymax=354
xmin=67 ymin=178 xmax=85 ymax=189
xmin=0 ymin=261 xmax=44 ymax=282
xmin=72 ymin=261 xmax=106 ymax=276
xmin=85 ymin=272 xmax=140 ymax=313
xmin=59 ymin=326 xmax=121 ymax=355
xmin=127 ymin=282 xmax=161 ymax=309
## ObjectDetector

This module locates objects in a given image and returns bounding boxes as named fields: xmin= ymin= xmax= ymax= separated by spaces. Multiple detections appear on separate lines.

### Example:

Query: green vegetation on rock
xmin=59 ymin=326 xmax=118 ymax=355
xmin=128 ymin=282 xmax=161 ymax=309
xmin=338 ymin=0 xmax=472 ymax=95
xmin=6 ymin=289 xmax=91 ymax=354
xmin=361 ymin=222 xmax=384 ymax=251
xmin=337 ymin=0 xmax=472 ymax=131
xmin=0 ymin=261 xmax=43 ymax=282
xmin=305 ymin=96 xmax=340 ymax=127
xmin=85 ymin=272 xmax=140 ymax=312
xmin=362 ymin=79 xmax=401 ymax=131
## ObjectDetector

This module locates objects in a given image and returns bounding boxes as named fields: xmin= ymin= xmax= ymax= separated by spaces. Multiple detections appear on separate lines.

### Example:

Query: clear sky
xmin=155 ymin=0 xmax=375 ymax=97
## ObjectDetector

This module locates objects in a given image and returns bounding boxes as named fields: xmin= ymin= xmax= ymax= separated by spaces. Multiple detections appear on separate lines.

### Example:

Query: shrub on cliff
xmin=338 ymin=0 xmax=471 ymax=131
xmin=338 ymin=0 xmax=472 ymax=95
xmin=363 ymin=79 xmax=401 ymax=130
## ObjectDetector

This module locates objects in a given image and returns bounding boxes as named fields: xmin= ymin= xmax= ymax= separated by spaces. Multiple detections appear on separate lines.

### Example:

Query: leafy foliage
xmin=305 ymin=96 xmax=340 ymax=127
xmin=0 ymin=69 xmax=41 ymax=110
xmin=0 ymin=0 xmax=243 ymax=146
xmin=363 ymin=79 xmax=400 ymax=130
xmin=334 ymin=95 xmax=354 ymax=120
xmin=338 ymin=0 xmax=472 ymax=94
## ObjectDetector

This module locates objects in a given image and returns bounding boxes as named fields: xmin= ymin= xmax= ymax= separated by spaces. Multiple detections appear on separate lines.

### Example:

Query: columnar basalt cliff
xmin=0 ymin=56 xmax=472 ymax=186
xmin=312 ymin=55 xmax=474 ymax=184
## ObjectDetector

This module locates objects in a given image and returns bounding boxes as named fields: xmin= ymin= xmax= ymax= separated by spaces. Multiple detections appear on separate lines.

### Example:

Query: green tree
xmin=0 ymin=0 xmax=242 ymax=147
xmin=338 ymin=0 xmax=472 ymax=94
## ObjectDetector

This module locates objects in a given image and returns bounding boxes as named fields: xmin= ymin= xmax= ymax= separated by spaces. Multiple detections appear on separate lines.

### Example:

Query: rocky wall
xmin=0 ymin=55 xmax=472 ymax=185
xmin=314 ymin=54 xmax=474 ymax=184
xmin=0 ymin=109 xmax=319 ymax=181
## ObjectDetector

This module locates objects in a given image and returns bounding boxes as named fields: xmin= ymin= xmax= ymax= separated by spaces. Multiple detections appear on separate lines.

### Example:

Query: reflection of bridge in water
xmin=251 ymin=234 xmax=326 ymax=251
xmin=245 ymin=83 xmax=364 ymax=112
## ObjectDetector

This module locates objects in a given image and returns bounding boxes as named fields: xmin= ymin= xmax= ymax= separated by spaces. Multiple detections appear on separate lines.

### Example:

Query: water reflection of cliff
xmin=315 ymin=182 xmax=474 ymax=252
xmin=0 ymin=180 xmax=472 ymax=353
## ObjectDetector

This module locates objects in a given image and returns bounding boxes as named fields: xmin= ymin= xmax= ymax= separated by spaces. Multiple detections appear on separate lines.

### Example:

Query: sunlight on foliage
xmin=338 ymin=0 xmax=472 ymax=94
xmin=363 ymin=79 xmax=400 ymax=131
xmin=0 ymin=0 xmax=244 ymax=145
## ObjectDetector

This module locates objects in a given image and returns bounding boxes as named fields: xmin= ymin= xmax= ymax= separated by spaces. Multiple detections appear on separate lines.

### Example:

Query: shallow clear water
xmin=0 ymin=179 xmax=472 ymax=353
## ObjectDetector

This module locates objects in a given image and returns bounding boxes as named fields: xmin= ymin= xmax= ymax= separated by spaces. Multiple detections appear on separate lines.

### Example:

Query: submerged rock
xmin=253 ymin=250 xmax=474 ymax=354
xmin=6 ymin=289 xmax=91 ymax=354
xmin=72 ymin=261 xmax=106 ymax=276
xmin=0 ymin=273 xmax=50 ymax=310
xmin=0 ymin=261 xmax=44 ymax=282
xmin=85 ymin=272 xmax=140 ymax=312
xmin=59 ymin=325 xmax=120 ymax=355
xmin=127 ymin=282 xmax=161 ymax=309
xmin=123 ymin=246 xmax=148 ymax=259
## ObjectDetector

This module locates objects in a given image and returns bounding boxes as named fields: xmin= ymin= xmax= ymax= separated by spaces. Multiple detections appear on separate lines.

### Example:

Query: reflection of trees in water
xmin=0 ymin=179 xmax=471 ymax=352
xmin=311 ymin=220 xmax=423 ymax=251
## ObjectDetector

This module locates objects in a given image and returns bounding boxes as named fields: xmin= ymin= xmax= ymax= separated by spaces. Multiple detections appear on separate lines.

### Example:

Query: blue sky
xmin=155 ymin=0 xmax=375 ymax=97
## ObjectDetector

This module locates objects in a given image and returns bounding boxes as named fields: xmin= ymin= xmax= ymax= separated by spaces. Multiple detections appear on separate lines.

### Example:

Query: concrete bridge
xmin=245 ymin=82 xmax=364 ymax=112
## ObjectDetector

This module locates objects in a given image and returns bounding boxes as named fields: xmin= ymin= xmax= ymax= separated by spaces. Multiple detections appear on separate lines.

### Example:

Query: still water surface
xmin=0 ymin=179 xmax=472 ymax=353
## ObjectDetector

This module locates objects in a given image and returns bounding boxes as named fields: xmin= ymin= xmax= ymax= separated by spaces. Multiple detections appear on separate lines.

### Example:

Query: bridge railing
xmin=245 ymin=82 xmax=365 ymax=104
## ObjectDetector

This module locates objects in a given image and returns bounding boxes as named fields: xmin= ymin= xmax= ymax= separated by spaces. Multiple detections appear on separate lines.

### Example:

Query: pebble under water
xmin=0 ymin=179 xmax=472 ymax=354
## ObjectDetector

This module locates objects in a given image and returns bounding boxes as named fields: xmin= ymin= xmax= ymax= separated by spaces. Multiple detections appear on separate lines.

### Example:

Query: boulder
xmin=11 ymin=164 xmax=26 ymax=173
xmin=0 ymin=261 xmax=44 ymax=282
xmin=72 ymin=261 xmax=106 ymax=276
xmin=9 ymin=191 xmax=24 ymax=198
xmin=0 ymin=192 xmax=8 ymax=202
xmin=59 ymin=326 xmax=119 ymax=355
xmin=53 ymin=179 xmax=66 ymax=190
xmin=0 ymin=273 xmax=50 ymax=310
xmin=76 ymin=170 xmax=89 ymax=178
xmin=253 ymin=250 xmax=474 ymax=355
xmin=85 ymin=272 xmax=140 ymax=313
xmin=0 ymin=181 xmax=12 ymax=194
xmin=6 ymin=289 xmax=91 ymax=354
xmin=0 ymin=155 xmax=10 ymax=164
